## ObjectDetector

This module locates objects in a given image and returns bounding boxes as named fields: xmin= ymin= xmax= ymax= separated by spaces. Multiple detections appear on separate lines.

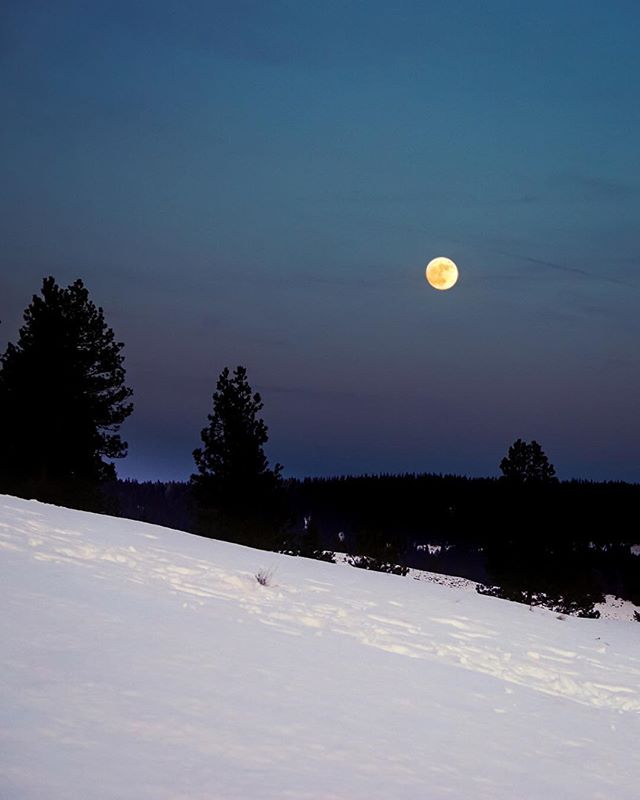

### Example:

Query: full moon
xmin=425 ymin=256 xmax=459 ymax=290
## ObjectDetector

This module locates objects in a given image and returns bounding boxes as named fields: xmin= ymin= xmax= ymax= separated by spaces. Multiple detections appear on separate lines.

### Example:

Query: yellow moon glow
xmin=425 ymin=256 xmax=459 ymax=290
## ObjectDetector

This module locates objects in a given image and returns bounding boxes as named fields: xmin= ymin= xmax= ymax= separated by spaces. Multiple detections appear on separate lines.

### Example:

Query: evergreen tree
xmin=0 ymin=277 xmax=133 ymax=506
xmin=488 ymin=438 xmax=560 ymax=606
xmin=191 ymin=366 xmax=284 ymax=547
xmin=281 ymin=515 xmax=335 ymax=562
xmin=299 ymin=516 xmax=324 ymax=558
xmin=500 ymin=438 xmax=556 ymax=483
xmin=349 ymin=523 xmax=408 ymax=575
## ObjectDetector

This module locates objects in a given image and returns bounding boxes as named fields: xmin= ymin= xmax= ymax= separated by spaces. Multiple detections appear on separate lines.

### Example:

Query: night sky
xmin=2 ymin=1 xmax=640 ymax=482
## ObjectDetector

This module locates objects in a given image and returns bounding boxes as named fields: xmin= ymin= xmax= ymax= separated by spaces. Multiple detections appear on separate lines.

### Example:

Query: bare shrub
xmin=255 ymin=567 xmax=274 ymax=587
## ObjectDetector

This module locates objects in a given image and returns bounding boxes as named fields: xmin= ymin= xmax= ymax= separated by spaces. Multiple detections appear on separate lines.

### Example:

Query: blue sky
xmin=2 ymin=1 xmax=640 ymax=481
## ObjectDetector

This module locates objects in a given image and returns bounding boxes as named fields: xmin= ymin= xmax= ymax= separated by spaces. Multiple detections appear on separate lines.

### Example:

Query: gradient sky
xmin=2 ymin=1 xmax=640 ymax=482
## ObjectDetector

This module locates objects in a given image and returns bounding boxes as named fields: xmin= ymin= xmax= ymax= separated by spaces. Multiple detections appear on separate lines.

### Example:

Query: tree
xmin=348 ymin=522 xmax=409 ymax=575
xmin=0 ymin=276 xmax=133 ymax=506
xmin=191 ymin=366 xmax=284 ymax=547
xmin=486 ymin=438 xmax=561 ymax=606
xmin=280 ymin=515 xmax=335 ymax=563
xmin=500 ymin=438 xmax=556 ymax=483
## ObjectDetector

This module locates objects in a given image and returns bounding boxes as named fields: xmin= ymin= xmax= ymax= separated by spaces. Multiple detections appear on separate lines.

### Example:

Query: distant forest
xmin=105 ymin=473 xmax=640 ymax=613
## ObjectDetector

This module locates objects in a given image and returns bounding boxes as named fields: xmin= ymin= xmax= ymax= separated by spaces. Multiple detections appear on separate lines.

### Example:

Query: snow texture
xmin=1 ymin=495 xmax=639 ymax=799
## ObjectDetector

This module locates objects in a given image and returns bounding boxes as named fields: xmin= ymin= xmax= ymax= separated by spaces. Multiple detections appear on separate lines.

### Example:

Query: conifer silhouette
xmin=0 ymin=276 xmax=133 ymax=505
xmin=500 ymin=438 xmax=556 ymax=483
xmin=191 ymin=366 xmax=284 ymax=547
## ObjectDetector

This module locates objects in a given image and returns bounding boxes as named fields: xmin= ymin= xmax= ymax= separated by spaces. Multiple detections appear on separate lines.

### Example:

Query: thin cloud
xmin=560 ymin=173 xmax=640 ymax=201
xmin=494 ymin=250 xmax=634 ymax=288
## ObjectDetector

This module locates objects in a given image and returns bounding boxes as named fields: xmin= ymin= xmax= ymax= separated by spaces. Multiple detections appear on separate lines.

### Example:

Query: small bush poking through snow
xmin=348 ymin=555 xmax=409 ymax=576
xmin=255 ymin=568 xmax=274 ymax=587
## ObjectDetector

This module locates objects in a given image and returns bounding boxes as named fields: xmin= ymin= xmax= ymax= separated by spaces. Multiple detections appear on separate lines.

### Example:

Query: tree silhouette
xmin=486 ymin=438 xmax=562 ymax=606
xmin=0 ymin=276 xmax=133 ymax=506
xmin=191 ymin=366 xmax=284 ymax=547
xmin=500 ymin=438 xmax=556 ymax=483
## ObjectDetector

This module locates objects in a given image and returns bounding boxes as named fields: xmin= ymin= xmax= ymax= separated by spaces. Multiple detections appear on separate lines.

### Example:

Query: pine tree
xmin=488 ymin=438 xmax=558 ymax=605
xmin=0 ymin=276 xmax=133 ymax=506
xmin=191 ymin=366 xmax=284 ymax=547
xmin=500 ymin=438 xmax=556 ymax=483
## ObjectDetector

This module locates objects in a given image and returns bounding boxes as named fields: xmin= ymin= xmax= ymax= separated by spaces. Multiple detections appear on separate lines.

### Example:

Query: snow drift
xmin=1 ymin=495 xmax=638 ymax=799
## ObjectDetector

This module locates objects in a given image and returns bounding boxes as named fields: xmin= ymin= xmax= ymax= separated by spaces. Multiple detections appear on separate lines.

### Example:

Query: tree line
xmin=1 ymin=276 xmax=639 ymax=615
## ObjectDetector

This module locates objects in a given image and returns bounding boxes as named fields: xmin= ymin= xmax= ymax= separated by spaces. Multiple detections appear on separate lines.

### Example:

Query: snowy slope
xmin=1 ymin=495 xmax=639 ymax=800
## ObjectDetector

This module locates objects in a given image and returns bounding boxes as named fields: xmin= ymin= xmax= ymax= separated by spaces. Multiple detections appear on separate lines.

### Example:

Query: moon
xmin=425 ymin=256 xmax=459 ymax=290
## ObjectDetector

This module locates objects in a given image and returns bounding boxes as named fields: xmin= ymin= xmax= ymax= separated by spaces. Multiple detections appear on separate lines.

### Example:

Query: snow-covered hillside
xmin=1 ymin=495 xmax=639 ymax=799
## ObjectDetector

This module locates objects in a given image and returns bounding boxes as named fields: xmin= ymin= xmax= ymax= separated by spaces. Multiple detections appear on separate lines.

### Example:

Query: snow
xmin=1 ymin=495 xmax=639 ymax=799
xmin=595 ymin=595 xmax=640 ymax=622
xmin=333 ymin=551 xmax=479 ymax=592
xmin=414 ymin=543 xmax=445 ymax=555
